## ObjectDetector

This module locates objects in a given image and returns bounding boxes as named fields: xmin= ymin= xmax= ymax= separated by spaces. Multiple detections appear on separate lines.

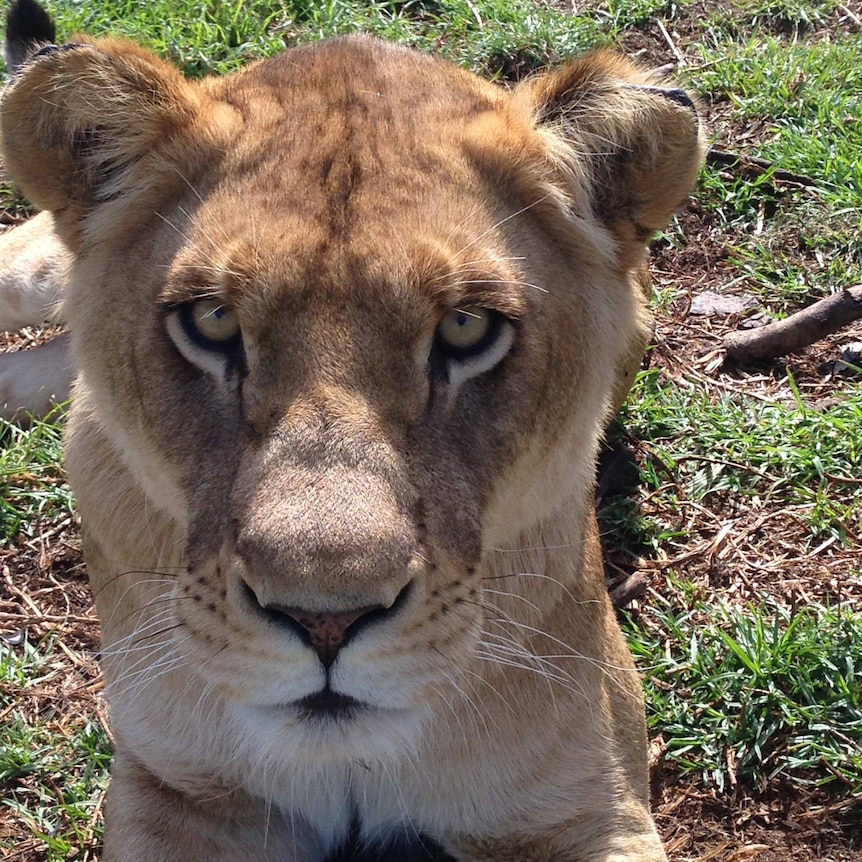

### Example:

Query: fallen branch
xmin=706 ymin=148 xmax=818 ymax=187
xmin=653 ymin=18 xmax=685 ymax=65
xmin=724 ymin=285 xmax=862 ymax=363
xmin=838 ymin=3 xmax=861 ymax=29
xmin=610 ymin=571 xmax=648 ymax=608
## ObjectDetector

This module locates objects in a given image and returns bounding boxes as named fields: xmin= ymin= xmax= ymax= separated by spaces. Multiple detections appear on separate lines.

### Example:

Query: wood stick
xmin=706 ymin=148 xmax=818 ymax=187
xmin=610 ymin=571 xmax=648 ymax=608
xmin=838 ymin=4 xmax=861 ymax=28
xmin=724 ymin=285 xmax=862 ymax=363
xmin=654 ymin=19 xmax=685 ymax=65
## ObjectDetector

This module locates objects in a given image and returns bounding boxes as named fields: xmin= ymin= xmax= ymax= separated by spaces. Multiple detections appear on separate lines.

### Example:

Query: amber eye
xmin=436 ymin=306 xmax=499 ymax=357
xmin=180 ymin=298 xmax=241 ymax=350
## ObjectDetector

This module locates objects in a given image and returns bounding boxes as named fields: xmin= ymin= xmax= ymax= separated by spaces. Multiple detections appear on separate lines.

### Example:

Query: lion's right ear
xmin=0 ymin=39 xmax=216 ymax=247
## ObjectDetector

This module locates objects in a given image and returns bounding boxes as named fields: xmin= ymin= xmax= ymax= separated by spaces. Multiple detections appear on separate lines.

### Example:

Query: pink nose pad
xmin=246 ymin=580 xmax=414 ymax=669
xmin=277 ymin=606 xmax=377 ymax=668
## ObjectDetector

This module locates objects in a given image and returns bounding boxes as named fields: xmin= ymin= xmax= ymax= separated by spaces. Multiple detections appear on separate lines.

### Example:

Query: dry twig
xmin=706 ymin=148 xmax=818 ymax=187
xmin=724 ymin=285 xmax=862 ymax=363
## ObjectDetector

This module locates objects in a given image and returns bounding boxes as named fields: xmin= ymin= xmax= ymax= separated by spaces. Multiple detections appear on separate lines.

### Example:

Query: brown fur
xmin=0 ymin=35 xmax=704 ymax=861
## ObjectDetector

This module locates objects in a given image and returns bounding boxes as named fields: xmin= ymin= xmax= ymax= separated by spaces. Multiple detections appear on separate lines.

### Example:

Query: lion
xmin=0 ymin=14 xmax=704 ymax=860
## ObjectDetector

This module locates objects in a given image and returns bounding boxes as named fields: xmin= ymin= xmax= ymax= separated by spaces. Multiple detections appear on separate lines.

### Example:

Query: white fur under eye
xmin=441 ymin=316 xmax=515 ymax=390
xmin=166 ymin=301 xmax=242 ymax=384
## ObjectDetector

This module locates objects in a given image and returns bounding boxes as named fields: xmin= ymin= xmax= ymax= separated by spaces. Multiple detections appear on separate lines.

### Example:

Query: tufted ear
xmin=517 ymin=51 xmax=705 ymax=269
xmin=0 ymin=39 xmax=220 ymax=248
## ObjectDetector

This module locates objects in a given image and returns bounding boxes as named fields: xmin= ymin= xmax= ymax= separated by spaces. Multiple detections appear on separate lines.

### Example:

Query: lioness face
xmin=65 ymin=53 xmax=628 ymax=753
xmin=2 ymin=31 xmax=702 ymax=858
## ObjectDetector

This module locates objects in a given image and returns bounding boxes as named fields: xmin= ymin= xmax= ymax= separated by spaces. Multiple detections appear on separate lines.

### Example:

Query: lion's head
xmin=2 ymin=34 xmax=702 ymax=859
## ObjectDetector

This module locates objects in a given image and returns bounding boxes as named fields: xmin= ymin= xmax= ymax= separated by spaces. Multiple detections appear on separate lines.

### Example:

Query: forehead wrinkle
xmin=161 ymin=204 xmax=329 ymax=322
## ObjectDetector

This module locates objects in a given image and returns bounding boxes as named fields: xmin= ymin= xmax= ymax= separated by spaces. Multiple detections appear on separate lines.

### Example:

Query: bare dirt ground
xmin=2 ymin=6 xmax=862 ymax=862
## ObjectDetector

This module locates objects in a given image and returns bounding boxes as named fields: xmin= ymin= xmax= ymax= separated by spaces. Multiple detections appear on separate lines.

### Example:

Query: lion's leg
xmin=0 ymin=331 xmax=73 ymax=422
xmin=457 ymin=824 xmax=667 ymax=862
xmin=103 ymin=754 xmax=315 ymax=862
xmin=0 ymin=211 xmax=69 ymax=329
xmin=0 ymin=211 xmax=75 ymax=421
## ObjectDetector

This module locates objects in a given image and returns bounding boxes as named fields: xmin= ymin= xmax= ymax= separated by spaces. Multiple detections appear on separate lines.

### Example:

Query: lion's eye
xmin=180 ymin=298 xmax=241 ymax=350
xmin=436 ymin=307 xmax=497 ymax=357
xmin=166 ymin=297 xmax=244 ymax=384
xmin=432 ymin=305 xmax=514 ymax=387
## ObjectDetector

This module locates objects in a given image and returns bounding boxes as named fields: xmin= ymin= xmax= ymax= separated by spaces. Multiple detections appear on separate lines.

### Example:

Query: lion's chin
xmin=227 ymin=695 xmax=429 ymax=769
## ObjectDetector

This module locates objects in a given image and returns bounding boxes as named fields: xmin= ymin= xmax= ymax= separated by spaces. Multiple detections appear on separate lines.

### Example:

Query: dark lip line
xmin=298 ymin=689 xmax=363 ymax=714
xmin=260 ymin=687 xmax=376 ymax=720
xmin=267 ymin=698 xmax=395 ymax=712
xmin=263 ymin=685 xmax=414 ymax=716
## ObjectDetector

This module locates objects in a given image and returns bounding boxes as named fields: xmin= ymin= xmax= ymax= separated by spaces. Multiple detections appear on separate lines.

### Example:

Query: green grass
xmin=674 ymin=19 xmax=862 ymax=315
xmin=3 ymin=0 xmax=862 ymax=856
xmin=696 ymin=36 xmax=862 ymax=214
xmin=1 ymin=635 xmax=109 ymax=858
xmin=625 ymin=592 xmax=862 ymax=794
xmin=40 ymin=0 xmax=609 ymax=79
xmin=617 ymin=370 xmax=862 ymax=546
xmin=1 ymin=417 xmax=73 ymax=542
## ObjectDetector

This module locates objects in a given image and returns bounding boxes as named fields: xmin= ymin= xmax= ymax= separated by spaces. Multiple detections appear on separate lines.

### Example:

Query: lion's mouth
xmin=297 ymin=687 xmax=363 ymax=720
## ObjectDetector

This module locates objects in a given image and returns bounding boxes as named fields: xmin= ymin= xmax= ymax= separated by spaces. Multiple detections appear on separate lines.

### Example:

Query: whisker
xmin=448 ymin=278 xmax=547 ymax=294
xmin=91 ymin=568 xmax=180 ymax=600
xmin=447 ymin=255 xmax=527 ymax=270
xmin=487 ymin=616 xmax=635 ymax=672
xmin=473 ymin=651 xmax=572 ymax=707
xmin=479 ymin=632 xmax=585 ymax=690
xmin=177 ymin=205 xmax=225 ymax=257
xmin=155 ymin=210 xmax=189 ymax=241
xmin=481 ymin=587 xmax=541 ymax=614
xmin=431 ymin=646 xmax=497 ymax=738
xmin=481 ymin=570 xmax=595 ymax=608
xmin=112 ymin=635 xmax=192 ymax=699
xmin=172 ymin=167 xmax=207 ymax=207
xmin=97 ymin=617 xmax=181 ymax=659
xmin=454 ymin=196 xmax=551 ymax=258
xmin=490 ymin=542 xmax=584 ymax=553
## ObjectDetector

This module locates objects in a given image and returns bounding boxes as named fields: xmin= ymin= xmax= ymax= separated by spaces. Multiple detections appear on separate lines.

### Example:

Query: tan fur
xmin=0 ymin=211 xmax=74 ymax=422
xmin=1 ymin=35 xmax=704 ymax=861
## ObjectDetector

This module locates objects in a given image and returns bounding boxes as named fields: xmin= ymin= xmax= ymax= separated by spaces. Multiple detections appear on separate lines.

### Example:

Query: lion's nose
xmin=245 ymin=581 xmax=412 ymax=669
xmin=270 ymin=605 xmax=377 ymax=669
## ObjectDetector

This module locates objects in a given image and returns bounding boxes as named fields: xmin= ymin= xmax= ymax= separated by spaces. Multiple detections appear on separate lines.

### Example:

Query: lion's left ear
xmin=0 ymin=38 xmax=222 ymax=248
xmin=516 ymin=51 xmax=705 ymax=268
